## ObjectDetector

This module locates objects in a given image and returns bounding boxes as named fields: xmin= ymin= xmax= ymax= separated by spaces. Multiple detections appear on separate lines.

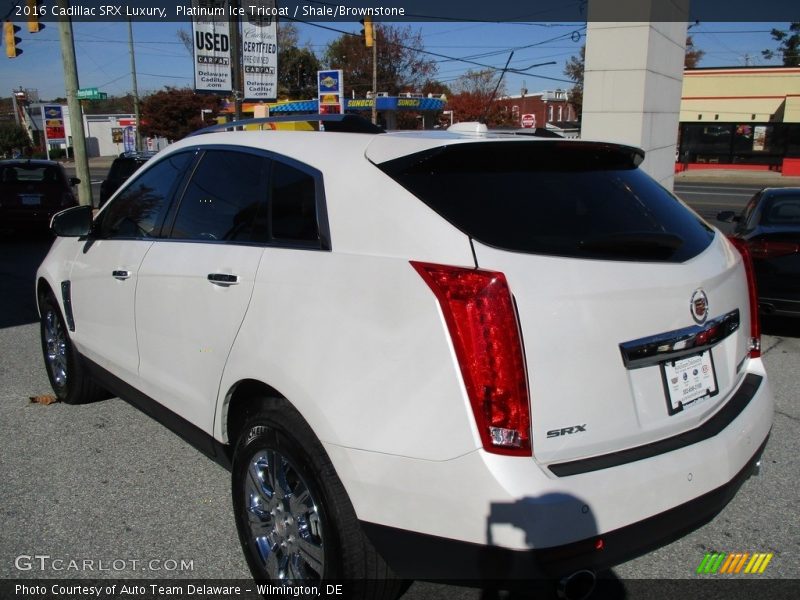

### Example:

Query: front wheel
xmin=231 ymin=398 xmax=406 ymax=598
xmin=39 ymin=292 xmax=106 ymax=404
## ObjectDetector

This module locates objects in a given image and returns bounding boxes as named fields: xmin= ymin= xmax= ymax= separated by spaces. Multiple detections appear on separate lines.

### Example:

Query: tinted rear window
xmin=109 ymin=158 xmax=148 ymax=181
xmin=761 ymin=194 xmax=800 ymax=226
xmin=378 ymin=141 xmax=714 ymax=262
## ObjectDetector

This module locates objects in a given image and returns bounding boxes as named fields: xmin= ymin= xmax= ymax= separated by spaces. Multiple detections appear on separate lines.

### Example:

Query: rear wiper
xmin=578 ymin=232 xmax=684 ymax=259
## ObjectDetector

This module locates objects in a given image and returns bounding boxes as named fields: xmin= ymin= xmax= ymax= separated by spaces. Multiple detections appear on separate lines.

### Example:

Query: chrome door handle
xmin=207 ymin=273 xmax=239 ymax=285
xmin=112 ymin=270 xmax=131 ymax=280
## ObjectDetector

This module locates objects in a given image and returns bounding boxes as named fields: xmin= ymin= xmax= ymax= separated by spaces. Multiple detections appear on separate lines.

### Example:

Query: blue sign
xmin=44 ymin=105 xmax=63 ymax=119
xmin=318 ymin=70 xmax=342 ymax=94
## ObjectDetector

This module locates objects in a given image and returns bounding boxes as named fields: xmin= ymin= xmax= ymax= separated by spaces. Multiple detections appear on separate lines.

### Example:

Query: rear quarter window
xmin=378 ymin=141 xmax=714 ymax=262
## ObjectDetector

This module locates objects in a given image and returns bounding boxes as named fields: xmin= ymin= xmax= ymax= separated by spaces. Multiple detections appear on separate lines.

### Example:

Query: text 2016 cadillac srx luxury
xmin=37 ymin=116 xmax=773 ymax=599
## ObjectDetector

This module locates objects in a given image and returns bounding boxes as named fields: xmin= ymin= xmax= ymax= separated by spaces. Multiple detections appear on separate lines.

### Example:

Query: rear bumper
xmin=327 ymin=363 xmax=773 ymax=580
xmin=362 ymin=435 xmax=768 ymax=580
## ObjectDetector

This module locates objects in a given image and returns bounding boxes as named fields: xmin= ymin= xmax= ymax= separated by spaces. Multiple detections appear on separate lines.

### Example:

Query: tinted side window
xmin=271 ymin=161 xmax=320 ymax=243
xmin=170 ymin=150 xmax=270 ymax=242
xmin=97 ymin=152 xmax=192 ymax=239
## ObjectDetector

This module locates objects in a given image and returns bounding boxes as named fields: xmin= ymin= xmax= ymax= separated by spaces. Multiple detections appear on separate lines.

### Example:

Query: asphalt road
xmin=0 ymin=186 xmax=798 ymax=600
xmin=674 ymin=182 xmax=761 ymax=233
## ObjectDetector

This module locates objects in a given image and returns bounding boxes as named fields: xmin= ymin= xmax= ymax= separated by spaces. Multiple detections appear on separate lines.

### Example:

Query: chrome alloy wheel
xmin=43 ymin=309 xmax=68 ymax=388
xmin=245 ymin=449 xmax=325 ymax=580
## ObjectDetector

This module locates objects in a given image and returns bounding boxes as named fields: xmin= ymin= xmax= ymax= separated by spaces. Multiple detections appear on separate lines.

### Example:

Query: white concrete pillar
xmin=581 ymin=1 xmax=689 ymax=189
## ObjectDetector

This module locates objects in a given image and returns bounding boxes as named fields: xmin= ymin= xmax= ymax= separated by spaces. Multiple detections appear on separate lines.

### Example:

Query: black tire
xmin=231 ymin=397 xmax=406 ymax=599
xmin=39 ymin=292 xmax=106 ymax=405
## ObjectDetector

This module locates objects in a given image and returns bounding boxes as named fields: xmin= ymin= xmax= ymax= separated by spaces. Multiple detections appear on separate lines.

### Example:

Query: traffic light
xmin=4 ymin=21 xmax=22 ymax=58
xmin=27 ymin=0 xmax=43 ymax=33
xmin=360 ymin=17 xmax=374 ymax=48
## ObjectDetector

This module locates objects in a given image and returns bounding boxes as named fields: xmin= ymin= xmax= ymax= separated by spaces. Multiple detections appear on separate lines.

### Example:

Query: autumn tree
xmin=448 ymin=69 xmax=515 ymax=127
xmin=762 ymin=22 xmax=800 ymax=66
xmin=684 ymin=36 xmax=705 ymax=69
xmin=140 ymin=87 xmax=224 ymax=141
xmin=278 ymin=46 xmax=321 ymax=99
xmin=82 ymin=94 xmax=136 ymax=115
xmin=0 ymin=122 xmax=31 ymax=157
xmin=324 ymin=25 xmax=436 ymax=97
xmin=563 ymin=45 xmax=585 ymax=121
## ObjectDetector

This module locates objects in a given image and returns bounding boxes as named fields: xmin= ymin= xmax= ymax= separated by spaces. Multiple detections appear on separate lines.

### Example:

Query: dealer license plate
xmin=661 ymin=351 xmax=718 ymax=415
xmin=20 ymin=194 xmax=42 ymax=206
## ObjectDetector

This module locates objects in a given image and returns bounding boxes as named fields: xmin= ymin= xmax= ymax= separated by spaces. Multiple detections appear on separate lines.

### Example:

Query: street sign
xmin=77 ymin=88 xmax=107 ymax=101
xmin=521 ymin=114 xmax=536 ymax=128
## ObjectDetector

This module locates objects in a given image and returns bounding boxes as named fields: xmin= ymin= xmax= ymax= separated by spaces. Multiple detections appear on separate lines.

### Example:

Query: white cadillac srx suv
xmin=37 ymin=115 xmax=773 ymax=598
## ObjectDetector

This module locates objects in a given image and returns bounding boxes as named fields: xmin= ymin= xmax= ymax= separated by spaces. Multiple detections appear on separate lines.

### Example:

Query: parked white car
xmin=37 ymin=115 xmax=773 ymax=598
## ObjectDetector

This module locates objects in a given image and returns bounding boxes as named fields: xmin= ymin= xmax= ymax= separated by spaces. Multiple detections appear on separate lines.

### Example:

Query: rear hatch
xmin=376 ymin=139 xmax=754 ymax=465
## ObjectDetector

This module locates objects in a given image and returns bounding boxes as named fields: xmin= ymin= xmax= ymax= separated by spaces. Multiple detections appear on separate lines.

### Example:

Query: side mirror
xmin=69 ymin=177 xmax=81 ymax=186
xmin=716 ymin=211 xmax=740 ymax=223
xmin=51 ymin=205 xmax=93 ymax=237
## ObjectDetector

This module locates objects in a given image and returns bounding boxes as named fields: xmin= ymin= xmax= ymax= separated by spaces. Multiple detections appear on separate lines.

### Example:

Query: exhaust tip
xmin=557 ymin=569 xmax=596 ymax=600
xmin=751 ymin=459 xmax=762 ymax=477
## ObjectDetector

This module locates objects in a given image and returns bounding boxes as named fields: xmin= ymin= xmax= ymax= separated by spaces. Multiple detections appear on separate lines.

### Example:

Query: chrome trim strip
xmin=619 ymin=309 xmax=740 ymax=369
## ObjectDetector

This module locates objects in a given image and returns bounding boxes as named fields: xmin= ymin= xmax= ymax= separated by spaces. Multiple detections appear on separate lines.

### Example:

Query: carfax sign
xmin=242 ymin=0 xmax=278 ymax=100
xmin=191 ymin=0 xmax=232 ymax=93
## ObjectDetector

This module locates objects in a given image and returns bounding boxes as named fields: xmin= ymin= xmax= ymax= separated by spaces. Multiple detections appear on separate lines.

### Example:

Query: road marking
xmin=676 ymin=190 xmax=752 ymax=196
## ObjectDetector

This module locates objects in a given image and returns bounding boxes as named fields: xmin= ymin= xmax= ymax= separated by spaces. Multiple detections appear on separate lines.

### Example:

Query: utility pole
xmin=371 ymin=32 xmax=377 ymax=125
xmin=127 ymin=17 xmax=142 ymax=152
xmin=57 ymin=1 xmax=92 ymax=207
xmin=229 ymin=0 xmax=242 ymax=120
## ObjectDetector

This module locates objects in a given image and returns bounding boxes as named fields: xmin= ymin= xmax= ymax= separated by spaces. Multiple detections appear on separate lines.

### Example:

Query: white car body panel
xmin=135 ymin=242 xmax=263 ymax=428
xmin=327 ymin=360 xmax=772 ymax=548
xmin=34 ymin=124 xmax=774 ymax=571
xmin=217 ymin=250 xmax=480 ymax=460
xmin=69 ymin=239 xmax=153 ymax=380
xmin=472 ymin=235 xmax=753 ymax=464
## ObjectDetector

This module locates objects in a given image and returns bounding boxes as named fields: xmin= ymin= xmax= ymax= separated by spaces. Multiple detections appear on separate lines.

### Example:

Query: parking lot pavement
xmin=1 ymin=239 xmax=798 ymax=598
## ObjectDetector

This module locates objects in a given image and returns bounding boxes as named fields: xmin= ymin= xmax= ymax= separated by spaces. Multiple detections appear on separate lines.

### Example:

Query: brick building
xmin=496 ymin=89 xmax=578 ymax=131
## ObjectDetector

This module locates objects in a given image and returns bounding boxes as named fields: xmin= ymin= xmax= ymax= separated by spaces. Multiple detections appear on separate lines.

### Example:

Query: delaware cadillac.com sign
xmin=191 ymin=0 xmax=232 ymax=93
xmin=242 ymin=0 xmax=278 ymax=100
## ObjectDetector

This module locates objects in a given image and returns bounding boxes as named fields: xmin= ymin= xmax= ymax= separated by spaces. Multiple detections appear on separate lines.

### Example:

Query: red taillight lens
xmin=748 ymin=239 xmax=800 ymax=260
xmin=411 ymin=261 xmax=531 ymax=456
xmin=727 ymin=237 xmax=761 ymax=358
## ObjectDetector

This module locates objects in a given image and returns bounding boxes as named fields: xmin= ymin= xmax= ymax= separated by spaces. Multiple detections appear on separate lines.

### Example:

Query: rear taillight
xmin=411 ymin=261 xmax=531 ymax=456
xmin=748 ymin=239 xmax=800 ymax=260
xmin=727 ymin=237 xmax=761 ymax=358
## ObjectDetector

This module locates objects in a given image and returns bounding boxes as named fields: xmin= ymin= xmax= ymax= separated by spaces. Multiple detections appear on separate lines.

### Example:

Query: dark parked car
xmin=719 ymin=187 xmax=800 ymax=317
xmin=0 ymin=159 xmax=79 ymax=234
xmin=99 ymin=151 xmax=155 ymax=206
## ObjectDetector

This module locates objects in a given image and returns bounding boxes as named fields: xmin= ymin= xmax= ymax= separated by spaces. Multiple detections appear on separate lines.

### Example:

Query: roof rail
xmin=491 ymin=127 xmax=564 ymax=139
xmin=188 ymin=113 xmax=385 ymax=137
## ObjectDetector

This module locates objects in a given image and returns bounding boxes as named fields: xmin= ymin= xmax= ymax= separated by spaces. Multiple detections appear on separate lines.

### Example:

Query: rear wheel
xmin=39 ymin=292 xmax=106 ymax=404
xmin=231 ymin=397 xmax=406 ymax=598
